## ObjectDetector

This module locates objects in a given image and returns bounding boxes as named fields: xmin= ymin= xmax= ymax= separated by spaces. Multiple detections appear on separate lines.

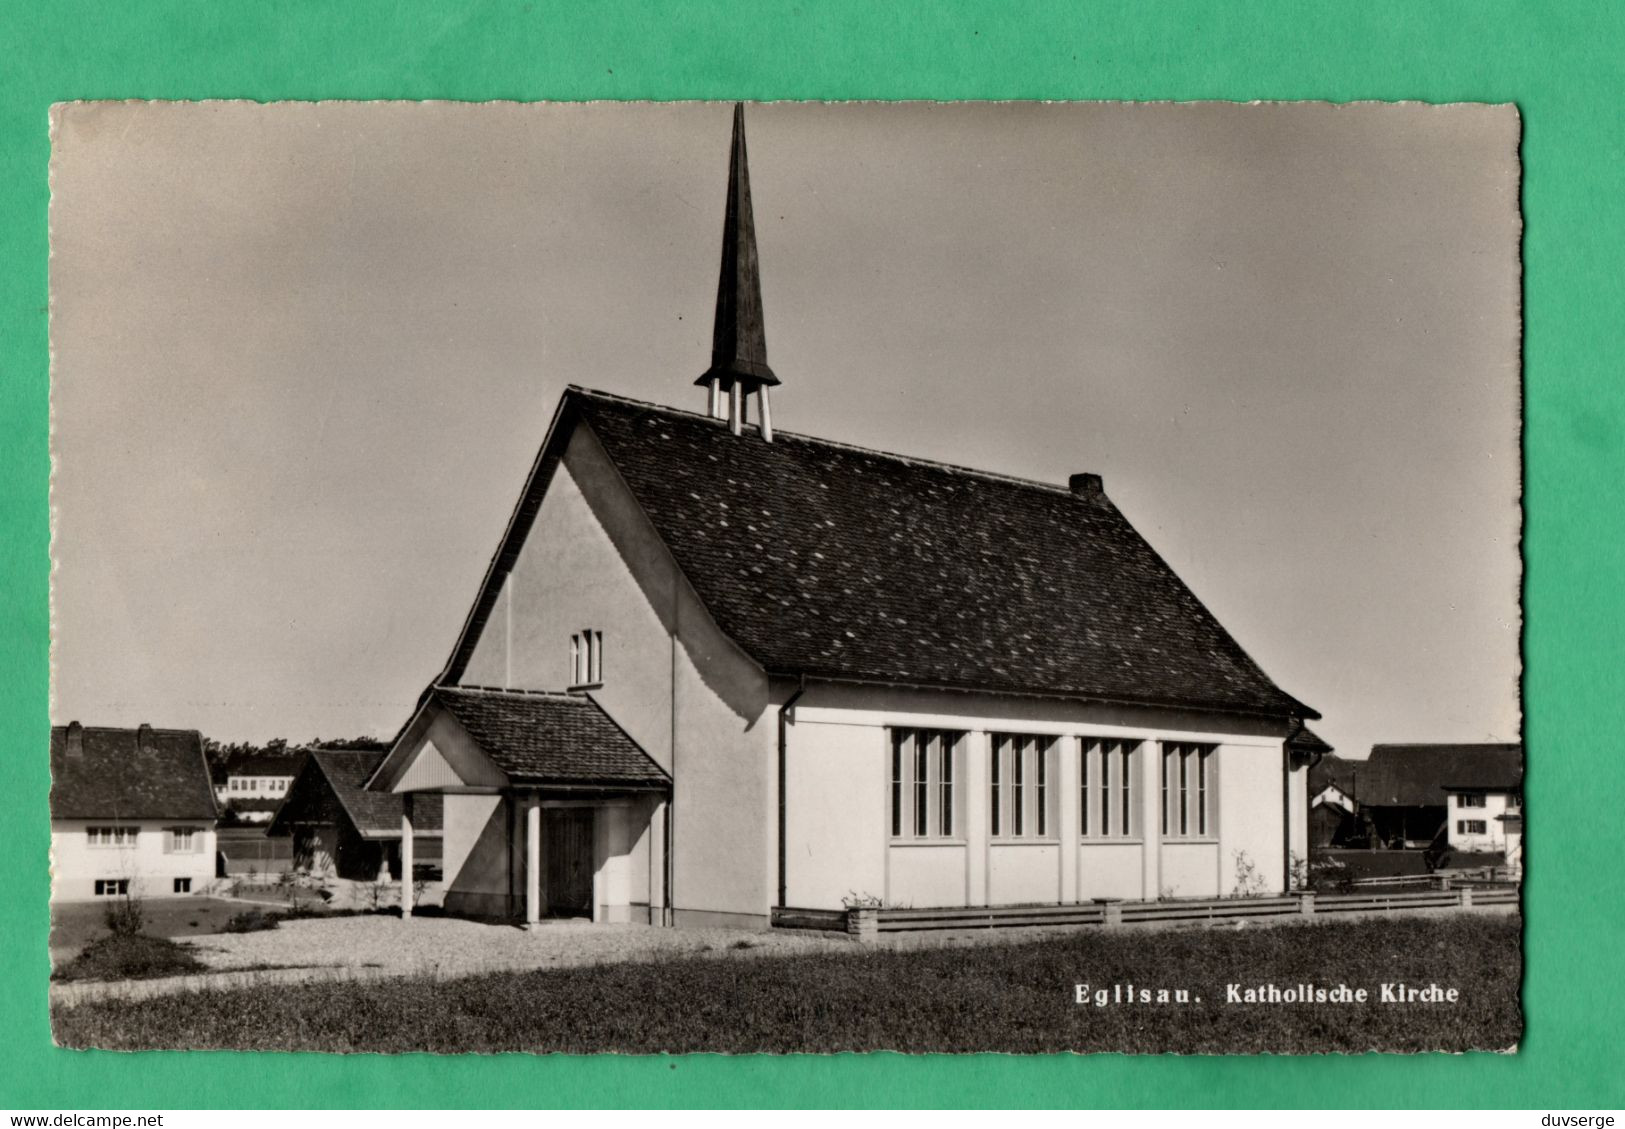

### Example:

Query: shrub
xmin=1229 ymin=849 xmax=1268 ymax=898
xmin=222 ymin=908 xmax=280 ymax=933
xmin=102 ymin=896 xmax=145 ymax=938
xmin=54 ymin=934 xmax=205 ymax=983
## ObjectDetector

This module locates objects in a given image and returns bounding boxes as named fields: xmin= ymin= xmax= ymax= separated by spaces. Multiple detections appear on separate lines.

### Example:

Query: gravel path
xmin=50 ymin=916 xmax=856 ymax=1008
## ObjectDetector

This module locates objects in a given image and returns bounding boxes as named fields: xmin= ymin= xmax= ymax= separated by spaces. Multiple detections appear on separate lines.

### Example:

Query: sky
xmin=49 ymin=101 xmax=1522 ymax=757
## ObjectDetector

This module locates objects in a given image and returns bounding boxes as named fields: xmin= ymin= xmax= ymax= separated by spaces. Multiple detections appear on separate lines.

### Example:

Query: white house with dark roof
xmin=369 ymin=106 xmax=1323 ymax=928
xmin=50 ymin=723 xmax=219 ymax=902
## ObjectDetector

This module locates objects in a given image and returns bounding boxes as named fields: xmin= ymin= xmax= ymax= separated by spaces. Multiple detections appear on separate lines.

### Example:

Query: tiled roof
xmin=1311 ymin=744 xmax=1522 ymax=808
xmin=1288 ymin=722 xmax=1334 ymax=754
xmin=433 ymin=687 xmax=670 ymax=788
xmin=50 ymin=725 xmax=218 ymax=822
xmin=305 ymin=749 xmax=444 ymax=837
xmin=444 ymin=388 xmax=1313 ymax=719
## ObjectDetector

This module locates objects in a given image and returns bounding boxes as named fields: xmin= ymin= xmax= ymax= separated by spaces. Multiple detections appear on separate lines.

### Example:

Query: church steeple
xmin=696 ymin=103 xmax=779 ymax=440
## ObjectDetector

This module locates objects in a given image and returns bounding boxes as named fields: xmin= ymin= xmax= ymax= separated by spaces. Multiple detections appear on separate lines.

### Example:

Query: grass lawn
xmin=53 ymin=914 xmax=1522 ymax=1054
xmin=53 ymin=934 xmax=206 ymax=983
xmin=50 ymin=898 xmax=250 ymax=954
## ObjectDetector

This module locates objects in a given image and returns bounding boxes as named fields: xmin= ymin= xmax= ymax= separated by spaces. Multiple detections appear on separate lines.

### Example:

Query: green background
xmin=3 ymin=0 xmax=1620 ymax=1109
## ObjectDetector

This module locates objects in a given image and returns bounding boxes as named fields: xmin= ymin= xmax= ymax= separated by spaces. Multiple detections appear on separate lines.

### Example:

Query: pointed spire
xmin=697 ymin=104 xmax=779 ymax=417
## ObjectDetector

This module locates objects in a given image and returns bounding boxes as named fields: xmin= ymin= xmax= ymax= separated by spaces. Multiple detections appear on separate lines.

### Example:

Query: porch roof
xmin=434 ymin=686 xmax=671 ymax=789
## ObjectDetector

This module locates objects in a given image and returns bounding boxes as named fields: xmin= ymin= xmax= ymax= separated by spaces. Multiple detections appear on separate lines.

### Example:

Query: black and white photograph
xmin=47 ymin=100 xmax=1523 ymax=1054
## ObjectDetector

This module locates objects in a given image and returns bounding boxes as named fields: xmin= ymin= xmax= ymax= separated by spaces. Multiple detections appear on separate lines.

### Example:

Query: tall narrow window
xmin=1161 ymin=748 xmax=1171 ymax=835
xmin=914 ymin=734 xmax=930 ymax=837
xmin=1084 ymin=739 xmax=1142 ymax=838
xmin=1197 ymin=750 xmax=1208 ymax=835
xmin=1035 ymin=744 xmax=1048 ymax=836
xmin=890 ymin=732 xmax=904 ymax=838
xmin=1182 ymin=747 xmax=1192 ymax=834
xmin=889 ymin=729 xmax=963 ymax=840
xmin=570 ymin=630 xmax=604 ymax=686
xmin=995 ymin=735 xmax=1058 ymax=839
xmin=1119 ymin=745 xmax=1134 ymax=836
xmin=1162 ymin=742 xmax=1217 ymax=839
xmin=990 ymin=740 xmax=1002 ymax=837
xmin=1100 ymin=745 xmax=1113 ymax=835
xmin=1012 ymin=740 xmax=1026 ymax=836
xmin=1079 ymin=745 xmax=1090 ymax=837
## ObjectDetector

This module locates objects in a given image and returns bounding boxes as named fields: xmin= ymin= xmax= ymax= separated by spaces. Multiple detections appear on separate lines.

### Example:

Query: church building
xmin=367 ymin=106 xmax=1323 ymax=928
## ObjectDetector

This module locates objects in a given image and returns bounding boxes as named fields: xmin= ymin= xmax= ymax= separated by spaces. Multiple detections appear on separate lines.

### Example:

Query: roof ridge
xmin=440 ymin=684 xmax=593 ymax=703
xmin=565 ymin=385 xmax=1094 ymax=499
xmin=53 ymin=725 xmax=201 ymax=736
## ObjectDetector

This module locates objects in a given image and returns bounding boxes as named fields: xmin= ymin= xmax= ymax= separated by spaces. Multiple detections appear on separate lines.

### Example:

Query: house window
xmin=1457 ymin=819 xmax=1487 ymax=835
xmin=991 ymin=734 xmax=1059 ymax=839
xmin=173 ymin=877 xmax=192 ymax=894
xmin=1081 ymin=738 xmax=1140 ymax=837
xmin=1456 ymin=793 xmax=1486 ymax=808
xmin=1161 ymin=743 xmax=1216 ymax=838
xmin=570 ymin=629 xmax=604 ymax=687
xmin=87 ymin=826 xmax=137 ymax=848
xmin=167 ymin=827 xmax=197 ymax=853
xmin=94 ymin=879 xmax=130 ymax=897
xmin=889 ymin=729 xmax=962 ymax=839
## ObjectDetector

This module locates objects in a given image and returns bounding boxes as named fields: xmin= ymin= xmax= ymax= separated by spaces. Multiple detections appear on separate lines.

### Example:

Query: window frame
xmin=888 ymin=728 xmax=964 ymax=842
xmin=1161 ymin=742 xmax=1218 ymax=840
xmin=1081 ymin=738 xmax=1141 ymax=840
xmin=87 ymin=826 xmax=137 ymax=849
xmin=570 ymin=628 xmax=605 ymax=688
xmin=94 ymin=878 xmax=130 ymax=897
xmin=173 ymin=877 xmax=192 ymax=894
xmin=991 ymin=733 xmax=1060 ymax=841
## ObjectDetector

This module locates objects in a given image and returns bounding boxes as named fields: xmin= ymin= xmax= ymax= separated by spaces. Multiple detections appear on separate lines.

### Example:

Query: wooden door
xmin=545 ymin=808 xmax=594 ymax=917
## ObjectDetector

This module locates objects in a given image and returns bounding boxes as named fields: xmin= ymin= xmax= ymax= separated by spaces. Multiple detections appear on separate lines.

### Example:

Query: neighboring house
xmin=1433 ymin=744 xmax=1523 ymax=858
xmin=217 ymin=752 xmax=303 ymax=823
xmin=49 ymin=722 xmax=219 ymax=902
xmin=367 ymin=105 xmax=1323 ymax=928
xmin=1309 ymin=743 xmax=1523 ymax=856
xmin=268 ymin=749 xmax=444 ymax=881
xmin=1309 ymin=778 xmax=1358 ymax=848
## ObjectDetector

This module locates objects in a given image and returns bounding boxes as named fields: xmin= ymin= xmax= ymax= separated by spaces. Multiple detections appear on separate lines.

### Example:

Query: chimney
xmin=136 ymin=723 xmax=153 ymax=752
xmin=1069 ymin=473 xmax=1103 ymax=497
xmin=66 ymin=721 xmax=83 ymax=757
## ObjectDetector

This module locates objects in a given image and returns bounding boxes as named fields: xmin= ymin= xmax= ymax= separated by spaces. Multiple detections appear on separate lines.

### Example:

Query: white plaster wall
xmin=1077 ymin=842 xmax=1145 ymax=900
xmin=889 ymin=845 xmax=970 ymax=908
xmin=457 ymin=426 xmax=773 ymax=922
xmin=784 ymin=719 xmax=886 ymax=908
xmin=51 ymin=820 xmax=217 ymax=902
xmin=784 ymin=683 xmax=1291 ymax=911
xmin=1215 ymin=743 xmax=1288 ymax=895
xmin=1448 ymin=792 xmax=1513 ymax=851
xmin=671 ymin=647 xmax=773 ymax=919
xmin=460 ymin=444 xmax=678 ymax=770
xmin=1289 ymin=759 xmax=1309 ymax=885
xmin=441 ymin=793 xmax=505 ymax=901
xmin=1159 ymin=842 xmax=1221 ymax=898
xmin=988 ymin=843 xmax=1063 ymax=905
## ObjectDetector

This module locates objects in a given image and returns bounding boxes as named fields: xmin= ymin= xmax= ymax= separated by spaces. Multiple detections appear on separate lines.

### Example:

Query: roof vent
xmin=1069 ymin=473 xmax=1103 ymax=497
xmin=136 ymin=723 xmax=153 ymax=752
xmin=66 ymin=721 xmax=83 ymax=757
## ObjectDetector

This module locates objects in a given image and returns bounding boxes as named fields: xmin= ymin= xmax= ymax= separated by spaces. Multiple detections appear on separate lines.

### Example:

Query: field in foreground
xmin=54 ymin=914 xmax=1521 ymax=1054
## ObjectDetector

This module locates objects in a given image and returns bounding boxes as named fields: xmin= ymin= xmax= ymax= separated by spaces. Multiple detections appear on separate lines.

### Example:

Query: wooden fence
xmin=777 ymin=884 xmax=1520 ymax=940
